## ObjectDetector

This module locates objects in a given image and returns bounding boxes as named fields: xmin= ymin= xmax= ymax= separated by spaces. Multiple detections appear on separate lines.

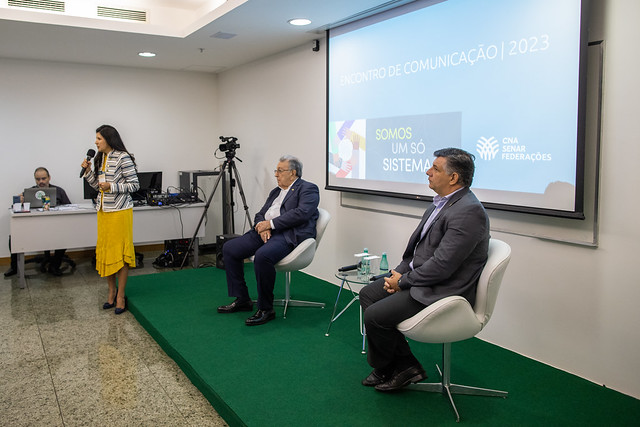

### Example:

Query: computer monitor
xmin=132 ymin=171 xmax=163 ymax=202
xmin=83 ymin=180 xmax=98 ymax=202
xmin=82 ymin=171 xmax=163 ymax=203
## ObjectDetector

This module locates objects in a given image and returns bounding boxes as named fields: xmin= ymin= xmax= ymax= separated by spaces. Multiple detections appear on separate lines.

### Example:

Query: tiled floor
xmin=0 ymin=251 xmax=226 ymax=426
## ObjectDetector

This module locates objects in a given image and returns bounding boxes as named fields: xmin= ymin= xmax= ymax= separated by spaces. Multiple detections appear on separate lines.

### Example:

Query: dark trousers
xmin=42 ymin=249 xmax=67 ymax=270
xmin=222 ymin=230 xmax=293 ymax=311
xmin=7 ymin=236 xmax=66 ymax=271
xmin=359 ymin=278 xmax=426 ymax=369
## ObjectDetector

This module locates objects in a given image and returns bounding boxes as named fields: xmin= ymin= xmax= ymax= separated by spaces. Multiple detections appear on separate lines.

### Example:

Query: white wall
xmin=0 ymin=59 xmax=219 ymax=254
xmin=216 ymin=45 xmax=339 ymax=236
xmin=216 ymin=0 xmax=640 ymax=399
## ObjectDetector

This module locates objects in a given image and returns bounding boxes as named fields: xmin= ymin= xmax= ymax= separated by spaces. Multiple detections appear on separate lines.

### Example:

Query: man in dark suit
xmin=217 ymin=155 xmax=320 ymax=326
xmin=359 ymin=148 xmax=489 ymax=391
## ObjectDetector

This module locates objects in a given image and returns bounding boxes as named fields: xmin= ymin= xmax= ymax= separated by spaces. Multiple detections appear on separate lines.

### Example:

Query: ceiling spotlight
xmin=138 ymin=52 xmax=157 ymax=58
xmin=288 ymin=18 xmax=311 ymax=26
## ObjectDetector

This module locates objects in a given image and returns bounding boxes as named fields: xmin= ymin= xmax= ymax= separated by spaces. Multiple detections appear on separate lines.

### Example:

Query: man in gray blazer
xmin=359 ymin=148 xmax=489 ymax=392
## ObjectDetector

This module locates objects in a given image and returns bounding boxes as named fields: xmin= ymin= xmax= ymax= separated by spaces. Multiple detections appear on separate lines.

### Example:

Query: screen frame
xmin=325 ymin=0 xmax=589 ymax=219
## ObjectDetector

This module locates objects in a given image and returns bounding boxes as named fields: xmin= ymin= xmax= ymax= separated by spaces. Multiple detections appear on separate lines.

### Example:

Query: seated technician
xmin=217 ymin=155 xmax=319 ymax=326
xmin=5 ymin=167 xmax=72 ymax=277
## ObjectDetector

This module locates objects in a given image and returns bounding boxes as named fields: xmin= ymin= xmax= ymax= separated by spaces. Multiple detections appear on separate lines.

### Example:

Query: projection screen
xmin=326 ymin=0 xmax=589 ymax=218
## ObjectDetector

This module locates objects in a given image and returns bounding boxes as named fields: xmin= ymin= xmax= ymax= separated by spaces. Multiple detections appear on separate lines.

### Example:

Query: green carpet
xmin=127 ymin=266 xmax=640 ymax=426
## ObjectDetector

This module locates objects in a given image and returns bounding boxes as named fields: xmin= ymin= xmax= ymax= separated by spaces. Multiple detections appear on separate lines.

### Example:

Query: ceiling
xmin=0 ymin=0 xmax=412 ymax=73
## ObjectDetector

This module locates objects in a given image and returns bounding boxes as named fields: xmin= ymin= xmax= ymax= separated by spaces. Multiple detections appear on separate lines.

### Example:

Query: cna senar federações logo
xmin=476 ymin=136 xmax=499 ymax=161
xmin=476 ymin=136 xmax=552 ymax=163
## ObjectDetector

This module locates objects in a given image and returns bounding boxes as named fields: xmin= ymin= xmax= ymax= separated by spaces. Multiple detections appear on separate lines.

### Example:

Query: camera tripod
xmin=180 ymin=140 xmax=252 ymax=268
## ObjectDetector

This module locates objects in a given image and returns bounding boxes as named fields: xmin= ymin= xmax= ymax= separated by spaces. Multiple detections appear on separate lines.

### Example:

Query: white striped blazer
xmin=84 ymin=150 xmax=140 ymax=212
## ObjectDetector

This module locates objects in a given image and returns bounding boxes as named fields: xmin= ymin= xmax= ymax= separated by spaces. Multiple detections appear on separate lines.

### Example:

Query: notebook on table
xmin=23 ymin=187 xmax=57 ymax=208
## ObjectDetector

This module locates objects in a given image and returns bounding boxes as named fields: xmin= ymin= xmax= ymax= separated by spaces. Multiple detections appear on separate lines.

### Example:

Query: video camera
xmin=219 ymin=136 xmax=240 ymax=152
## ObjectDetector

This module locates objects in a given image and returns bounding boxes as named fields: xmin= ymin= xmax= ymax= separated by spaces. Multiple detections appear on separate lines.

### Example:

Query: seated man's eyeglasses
xmin=274 ymin=169 xmax=291 ymax=174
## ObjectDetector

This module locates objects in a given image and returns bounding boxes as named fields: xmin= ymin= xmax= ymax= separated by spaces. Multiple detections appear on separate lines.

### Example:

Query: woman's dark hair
xmin=433 ymin=147 xmax=476 ymax=187
xmin=94 ymin=124 xmax=136 ymax=173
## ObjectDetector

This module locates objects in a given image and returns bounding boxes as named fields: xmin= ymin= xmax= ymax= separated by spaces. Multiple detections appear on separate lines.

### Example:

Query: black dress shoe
xmin=103 ymin=290 xmax=118 ymax=309
xmin=362 ymin=369 xmax=392 ymax=387
xmin=245 ymin=309 xmax=276 ymax=326
xmin=115 ymin=297 xmax=128 ymax=315
xmin=217 ymin=298 xmax=254 ymax=313
xmin=4 ymin=267 xmax=17 ymax=277
xmin=374 ymin=364 xmax=427 ymax=392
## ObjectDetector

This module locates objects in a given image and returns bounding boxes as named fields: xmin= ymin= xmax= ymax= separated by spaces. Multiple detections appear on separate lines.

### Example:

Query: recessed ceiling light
xmin=138 ymin=52 xmax=156 ymax=58
xmin=288 ymin=18 xmax=311 ymax=26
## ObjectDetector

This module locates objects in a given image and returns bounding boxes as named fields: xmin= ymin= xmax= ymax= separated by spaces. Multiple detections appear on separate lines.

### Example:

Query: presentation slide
xmin=327 ymin=0 xmax=587 ymax=217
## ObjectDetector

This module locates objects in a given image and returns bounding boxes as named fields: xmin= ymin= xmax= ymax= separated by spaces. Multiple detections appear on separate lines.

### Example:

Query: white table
xmin=10 ymin=203 xmax=206 ymax=288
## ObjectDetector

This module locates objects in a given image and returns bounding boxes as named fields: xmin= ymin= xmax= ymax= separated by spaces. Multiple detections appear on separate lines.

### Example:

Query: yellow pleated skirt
xmin=96 ymin=208 xmax=136 ymax=277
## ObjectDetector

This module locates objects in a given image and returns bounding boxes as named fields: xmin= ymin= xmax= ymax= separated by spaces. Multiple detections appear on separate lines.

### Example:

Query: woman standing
xmin=81 ymin=125 xmax=139 ymax=314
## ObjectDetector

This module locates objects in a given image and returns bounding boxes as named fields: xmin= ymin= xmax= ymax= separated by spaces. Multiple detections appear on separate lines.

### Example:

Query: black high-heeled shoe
xmin=114 ymin=296 xmax=128 ymax=315
xmin=103 ymin=291 xmax=117 ymax=309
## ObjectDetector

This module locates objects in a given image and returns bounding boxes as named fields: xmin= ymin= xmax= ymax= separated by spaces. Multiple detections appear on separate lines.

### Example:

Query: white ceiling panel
xmin=0 ymin=0 xmax=416 ymax=73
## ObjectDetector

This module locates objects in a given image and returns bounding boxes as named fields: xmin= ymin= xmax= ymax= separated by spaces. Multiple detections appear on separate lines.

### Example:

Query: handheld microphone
xmin=370 ymin=272 xmax=392 ymax=281
xmin=338 ymin=262 xmax=361 ymax=272
xmin=80 ymin=149 xmax=96 ymax=178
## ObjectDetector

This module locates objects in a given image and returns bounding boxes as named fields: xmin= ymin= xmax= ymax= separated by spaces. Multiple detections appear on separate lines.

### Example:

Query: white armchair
xmin=397 ymin=238 xmax=512 ymax=422
xmin=272 ymin=207 xmax=331 ymax=318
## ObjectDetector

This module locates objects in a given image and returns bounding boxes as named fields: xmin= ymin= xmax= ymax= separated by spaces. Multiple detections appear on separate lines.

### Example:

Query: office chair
xmin=272 ymin=207 xmax=331 ymax=318
xmin=396 ymin=238 xmax=512 ymax=422
xmin=25 ymin=250 xmax=76 ymax=275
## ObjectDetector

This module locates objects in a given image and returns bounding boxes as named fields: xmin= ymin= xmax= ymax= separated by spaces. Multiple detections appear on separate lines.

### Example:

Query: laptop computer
xmin=23 ymin=187 xmax=57 ymax=208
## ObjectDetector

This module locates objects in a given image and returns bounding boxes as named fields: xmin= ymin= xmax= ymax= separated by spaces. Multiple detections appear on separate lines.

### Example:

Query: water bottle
xmin=360 ymin=248 xmax=369 ymax=279
xmin=379 ymin=252 xmax=389 ymax=274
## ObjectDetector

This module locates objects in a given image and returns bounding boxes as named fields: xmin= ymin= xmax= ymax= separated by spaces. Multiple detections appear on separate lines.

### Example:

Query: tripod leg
xmin=180 ymin=160 xmax=230 ymax=268
xmin=229 ymin=161 xmax=254 ymax=230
